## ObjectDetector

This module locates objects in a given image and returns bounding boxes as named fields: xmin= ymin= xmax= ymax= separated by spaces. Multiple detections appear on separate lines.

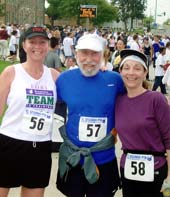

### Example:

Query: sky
xmin=145 ymin=0 xmax=170 ymax=24
xmin=45 ymin=0 xmax=170 ymax=25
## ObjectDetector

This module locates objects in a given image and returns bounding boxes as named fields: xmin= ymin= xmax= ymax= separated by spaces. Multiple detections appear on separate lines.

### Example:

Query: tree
xmin=111 ymin=0 xmax=147 ymax=31
xmin=128 ymin=0 xmax=147 ymax=30
xmin=0 ymin=3 xmax=5 ymax=17
xmin=46 ymin=0 xmax=118 ymax=27
xmin=46 ymin=0 xmax=63 ymax=27
xmin=163 ymin=18 xmax=170 ymax=26
xmin=143 ymin=16 xmax=154 ymax=31
xmin=80 ymin=0 xmax=118 ymax=26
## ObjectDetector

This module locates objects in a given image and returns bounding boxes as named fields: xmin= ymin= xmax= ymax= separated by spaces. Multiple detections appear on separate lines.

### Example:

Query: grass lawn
xmin=0 ymin=60 xmax=13 ymax=123
xmin=0 ymin=60 xmax=12 ymax=73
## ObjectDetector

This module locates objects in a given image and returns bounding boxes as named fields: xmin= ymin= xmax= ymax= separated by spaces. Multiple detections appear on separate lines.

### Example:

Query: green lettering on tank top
xmin=34 ymin=96 xmax=40 ymax=104
xmin=27 ymin=95 xmax=34 ymax=103
xmin=46 ymin=97 xmax=54 ymax=105
xmin=27 ymin=95 xmax=54 ymax=105
xmin=40 ymin=96 xmax=54 ymax=105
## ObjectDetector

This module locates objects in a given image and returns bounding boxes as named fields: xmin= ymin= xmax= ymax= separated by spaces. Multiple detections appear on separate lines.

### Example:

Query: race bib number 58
xmin=124 ymin=153 xmax=154 ymax=182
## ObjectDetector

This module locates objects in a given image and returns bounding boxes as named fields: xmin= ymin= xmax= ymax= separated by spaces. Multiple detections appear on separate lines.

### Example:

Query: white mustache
xmin=81 ymin=62 xmax=97 ymax=66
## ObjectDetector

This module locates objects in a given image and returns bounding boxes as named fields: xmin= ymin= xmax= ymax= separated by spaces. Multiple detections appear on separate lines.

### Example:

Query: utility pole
xmin=154 ymin=0 xmax=157 ymax=25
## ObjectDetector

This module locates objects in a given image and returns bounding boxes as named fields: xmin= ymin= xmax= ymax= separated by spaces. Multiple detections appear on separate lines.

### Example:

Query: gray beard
xmin=77 ymin=60 xmax=101 ymax=77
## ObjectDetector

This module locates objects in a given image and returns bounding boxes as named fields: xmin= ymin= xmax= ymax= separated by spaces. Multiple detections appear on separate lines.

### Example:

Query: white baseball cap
xmin=75 ymin=33 xmax=103 ymax=52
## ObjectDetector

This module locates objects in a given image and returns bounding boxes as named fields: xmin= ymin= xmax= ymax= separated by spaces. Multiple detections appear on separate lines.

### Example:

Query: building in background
xmin=0 ymin=0 xmax=45 ymax=25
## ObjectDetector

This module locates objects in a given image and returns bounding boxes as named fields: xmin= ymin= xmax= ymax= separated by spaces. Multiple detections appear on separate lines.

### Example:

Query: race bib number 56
xmin=22 ymin=110 xmax=53 ymax=136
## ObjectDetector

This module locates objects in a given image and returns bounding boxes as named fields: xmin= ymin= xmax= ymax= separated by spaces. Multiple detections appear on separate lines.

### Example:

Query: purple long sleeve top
xmin=115 ymin=90 xmax=170 ymax=169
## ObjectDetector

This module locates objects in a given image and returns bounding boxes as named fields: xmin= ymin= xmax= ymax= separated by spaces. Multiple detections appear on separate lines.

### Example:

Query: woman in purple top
xmin=115 ymin=49 xmax=170 ymax=197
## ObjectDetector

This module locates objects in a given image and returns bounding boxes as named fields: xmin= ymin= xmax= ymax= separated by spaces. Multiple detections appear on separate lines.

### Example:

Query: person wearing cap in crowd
xmin=0 ymin=26 xmax=60 ymax=197
xmin=56 ymin=33 xmax=124 ymax=197
xmin=115 ymin=49 xmax=170 ymax=197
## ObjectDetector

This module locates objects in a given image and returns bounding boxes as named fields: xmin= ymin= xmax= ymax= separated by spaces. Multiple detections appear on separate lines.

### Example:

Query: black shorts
xmin=56 ymin=158 xmax=121 ymax=197
xmin=0 ymin=134 xmax=52 ymax=188
xmin=120 ymin=163 xmax=167 ymax=197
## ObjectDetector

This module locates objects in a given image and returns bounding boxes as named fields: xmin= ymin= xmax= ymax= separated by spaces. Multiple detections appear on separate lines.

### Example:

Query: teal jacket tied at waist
xmin=58 ymin=125 xmax=116 ymax=184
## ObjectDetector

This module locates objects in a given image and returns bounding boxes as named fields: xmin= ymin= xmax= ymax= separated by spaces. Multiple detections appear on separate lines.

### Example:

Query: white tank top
xmin=0 ymin=64 xmax=57 ymax=142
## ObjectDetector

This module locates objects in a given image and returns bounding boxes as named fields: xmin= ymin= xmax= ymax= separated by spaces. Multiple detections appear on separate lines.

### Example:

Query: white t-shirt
xmin=165 ymin=48 xmax=170 ymax=63
xmin=130 ymin=40 xmax=140 ymax=51
xmin=162 ymin=66 xmax=170 ymax=86
xmin=155 ymin=54 xmax=166 ymax=76
xmin=9 ymin=35 xmax=17 ymax=52
xmin=101 ymin=60 xmax=113 ymax=71
xmin=69 ymin=65 xmax=79 ymax=70
xmin=63 ymin=37 xmax=74 ymax=56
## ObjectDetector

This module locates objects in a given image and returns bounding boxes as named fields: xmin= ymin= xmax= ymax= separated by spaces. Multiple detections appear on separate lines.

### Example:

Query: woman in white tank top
xmin=0 ymin=26 xmax=60 ymax=197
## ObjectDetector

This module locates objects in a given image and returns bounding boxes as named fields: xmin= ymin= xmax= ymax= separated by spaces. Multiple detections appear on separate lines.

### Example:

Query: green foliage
xmin=0 ymin=3 xmax=5 ymax=17
xmin=111 ymin=0 xmax=147 ymax=31
xmin=0 ymin=61 xmax=11 ymax=124
xmin=46 ymin=0 xmax=118 ymax=27
xmin=46 ymin=0 xmax=63 ymax=26
xmin=90 ymin=0 xmax=118 ymax=26
xmin=143 ymin=16 xmax=154 ymax=31
xmin=163 ymin=18 xmax=170 ymax=26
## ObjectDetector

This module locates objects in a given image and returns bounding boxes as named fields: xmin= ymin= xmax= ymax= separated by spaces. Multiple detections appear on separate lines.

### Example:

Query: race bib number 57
xmin=78 ymin=116 xmax=107 ymax=142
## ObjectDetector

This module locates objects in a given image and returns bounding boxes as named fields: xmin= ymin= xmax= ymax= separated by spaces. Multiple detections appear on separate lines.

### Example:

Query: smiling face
xmin=116 ymin=39 xmax=125 ymax=51
xmin=120 ymin=59 xmax=148 ymax=91
xmin=23 ymin=36 xmax=49 ymax=62
xmin=76 ymin=49 xmax=103 ymax=77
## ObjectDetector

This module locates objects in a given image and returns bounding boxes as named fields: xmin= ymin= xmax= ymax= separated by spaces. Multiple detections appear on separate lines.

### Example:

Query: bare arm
xmin=50 ymin=68 xmax=60 ymax=82
xmin=166 ymin=149 xmax=170 ymax=181
xmin=161 ymin=149 xmax=170 ymax=193
xmin=150 ymin=45 xmax=153 ymax=60
xmin=0 ymin=66 xmax=15 ymax=116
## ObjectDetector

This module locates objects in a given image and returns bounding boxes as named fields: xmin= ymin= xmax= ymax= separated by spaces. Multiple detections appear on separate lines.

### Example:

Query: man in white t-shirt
xmin=8 ymin=30 xmax=17 ymax=62
xmin=63 ymin=32 xmax=75 ymax=58
xmin=130 ymin=34 xmax=141 ymax=51
xmin=152 ymin=47 xmax=167 ymax=94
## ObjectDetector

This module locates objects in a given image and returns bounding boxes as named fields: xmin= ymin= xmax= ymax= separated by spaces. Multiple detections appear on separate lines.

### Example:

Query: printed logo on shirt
xmin=22 ymin=88 xmax=54 ymax=136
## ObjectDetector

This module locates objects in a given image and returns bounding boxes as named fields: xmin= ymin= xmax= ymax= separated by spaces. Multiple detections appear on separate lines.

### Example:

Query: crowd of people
xmin=0 ymin=23 xmax=170 ymax=197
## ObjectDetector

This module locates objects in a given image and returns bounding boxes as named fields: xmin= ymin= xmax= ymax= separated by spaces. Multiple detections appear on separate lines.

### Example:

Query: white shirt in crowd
xmin=130 ymin=40 xmax=140 ymax=51
xmin=101 ymin=60 xmax=113 ymax=71
xmin=63 ymin=36 xmax=74 ymax=57
xmin=9 ymin=35 xmax=17 ymax=52
xmin=162 ymin=66 xmax=170 ymax=87
xmin=155 ymin=53 xmax=166 ymax=76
